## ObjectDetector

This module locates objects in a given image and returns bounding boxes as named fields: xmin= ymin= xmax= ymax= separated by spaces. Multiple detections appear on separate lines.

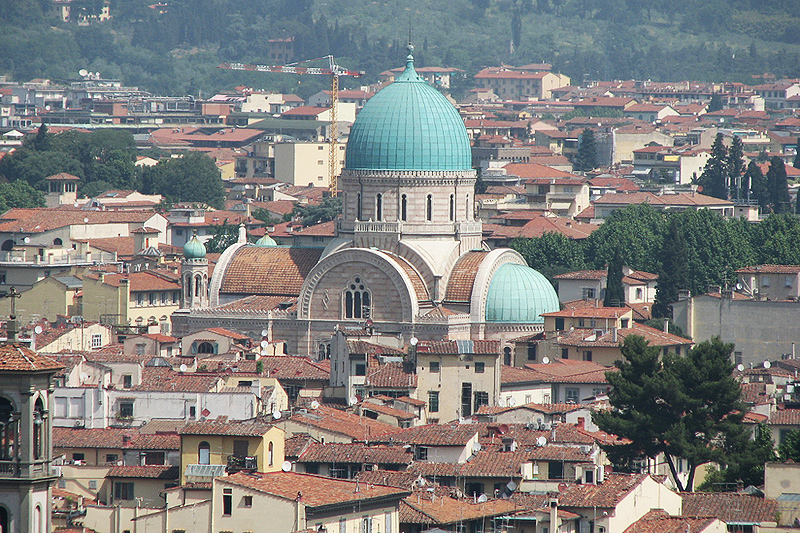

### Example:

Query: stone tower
xmin=181 ymin=230 xmax=209 ymax=309
xmin=0 ymin=343 xmax=63 ymax=533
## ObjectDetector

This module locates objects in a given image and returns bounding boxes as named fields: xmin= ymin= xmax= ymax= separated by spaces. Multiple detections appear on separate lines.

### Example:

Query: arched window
xmin=198 ymin=441 xmax=210 ymax=464
xmin=194 ymin=275 xmax=201 ymax=297
xmin=426 ymin=195 xmax=433 ymax=221
xmin=34 ymin=505 xmax=42 ymax=533
xmin=1 ymin=240 xmax=14 ymax=252
xmin=33 ymin=398 xmax=44 ymax=460
xmin=356 ymin=193 xmax=362 ymax=220
xmin=503 ymin=347 xmax=512 ymax=366
xmin=343 ymin=276 xmax=371 ymax=320
xmin=401 ymin=194 xmax=408 ymax=221
xmin=197 ymin=342 xmax=215 ymax=354
xmin=376 ymin=194 xmax=383 ymax=221
xmin=268 ymin=441 xmax=274 ymax=467
xmin=53 ymin=238 xmax=63 ymax=246
xmin=466 ymin=194 xmax=471 ymax=220
xmin=184 ymin=275 xmax=192 ymax=299
xmin=449 ymin=194 xmax=455 ymax=221
xmin=0 ymin=397 xmax=18 ymax=461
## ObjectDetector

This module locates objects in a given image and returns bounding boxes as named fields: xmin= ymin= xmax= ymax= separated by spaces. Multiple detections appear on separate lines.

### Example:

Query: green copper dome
xmin=183 ymin=233 xmax=206 ymax=259
xmin=485 ymin=263 xmax=559 ymax=323
xmin=345 ymin=45 xmax=472 ymax=171
xmin=255 ymin=234 xmax=277 ymax=247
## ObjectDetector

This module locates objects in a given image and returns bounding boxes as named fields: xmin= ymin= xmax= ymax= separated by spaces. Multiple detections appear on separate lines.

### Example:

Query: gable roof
xmin=623 ymin=510 xmax=720 ymax=533
xmin=681 ymin=493 xmax=779 ymax=525
xmin=0 ymin=344 xmax=63 ymax=372
xmin=558 ymin=473 xmax=651 ymax=508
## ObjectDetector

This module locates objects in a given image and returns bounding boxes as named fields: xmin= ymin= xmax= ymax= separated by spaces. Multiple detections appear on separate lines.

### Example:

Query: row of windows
xmin=356 ymin=193 xmax=469 ymax=222
xmin=428 ymin=361 xmax=485 ymax=373
xmin=135 ymin=291 xmax=181 ymax=307
xmin=427 ymin=386 xmax=488 ymax=416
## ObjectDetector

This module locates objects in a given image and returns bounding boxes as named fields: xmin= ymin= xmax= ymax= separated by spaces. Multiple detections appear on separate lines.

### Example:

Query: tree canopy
xmin=593 ymin=336 xmax=749 ymax=492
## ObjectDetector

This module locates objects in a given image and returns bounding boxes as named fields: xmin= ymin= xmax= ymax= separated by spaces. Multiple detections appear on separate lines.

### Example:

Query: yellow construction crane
xmin=218 ymin=56 xmax=363 ymax=197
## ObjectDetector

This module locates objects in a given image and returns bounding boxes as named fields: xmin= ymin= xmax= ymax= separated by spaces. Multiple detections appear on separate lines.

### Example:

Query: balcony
xmin=226 ymin=455 xmax=257 ymax=473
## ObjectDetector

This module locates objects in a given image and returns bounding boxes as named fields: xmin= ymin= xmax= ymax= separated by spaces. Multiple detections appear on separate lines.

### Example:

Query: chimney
xmin=549 ymin=497 xmax=561 ymax=532
xmin=612 ymin=328 xmax=618 ymax=342
xmin=663 ymin=318 xmax=669 ymax=333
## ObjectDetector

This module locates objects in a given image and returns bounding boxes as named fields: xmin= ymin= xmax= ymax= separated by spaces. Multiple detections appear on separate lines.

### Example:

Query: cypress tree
xmin=604 ymin=250 xmax=625 ymax=307
xmin=574 ymin=128 xmax=598 ymax=172
xmin=653 ymin=218 xmax=689 ymax=318
xmin=766 ymin=156 xmax=790 ymax=213
xmin=698 ymin=133 xmax=728 ymax=199
xmin=727 ymin=136 xmax=744 ymax=199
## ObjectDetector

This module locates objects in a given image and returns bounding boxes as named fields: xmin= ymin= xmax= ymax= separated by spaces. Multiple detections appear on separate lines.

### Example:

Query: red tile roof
xmin=769 ymin=409 xmax=800 ymax=425
xmin=297 ymin=442 xmax=413 ymax=464
xmin=0 ymin=344 xmax=63 ymax=372
xmin=416 ymin=340 xmax=499 ymax=355
xmin=595 ymin=191 xmax=733 ymax=207
xmin=286 ymin=404 xmax=400 ymax=441
xmin=107 ymin=465 xmax=178 ymax=479
xmin=360 ymin=401 xmax=417 ymax=420
xmin=131 ymin=367 xmax=222 ymax=392
xmin=444 ymin=251 xmax=489 ymax=303
xmin=736 ymin=264 xmax=800 ymax=274
xmin=503 ymin=162 xmax=576 ymax=179
xmin=367 ymin=362 xmax=417 ymax=389
xmin=179 ymin=419 xmax=275 ymax=436
xmin=400 ymin=492 xmax=518 ymax=525
xmin=542 ymin=307 xmax=630 ymax=319
xmin=623 ymin=510 xmax=719 ymax=533
xmin=221 ymin=471 xmax=409 ymax=507
xmin=219 ymin=246 xmax=322 ymax=297
xmin=53 ymin=427 xmax=180 ymax=450
xmin=372 ymin=423 xmax=479 ymax=446
xmin=488 ymin=217 xmax=599 ymax=240
xmin=0 ymin=208 xmax=157 ymax=234
xmin=681 ymin=493 xmax=779 ymax=524
xmin=558 ymin=473 xmax=650 ymax=508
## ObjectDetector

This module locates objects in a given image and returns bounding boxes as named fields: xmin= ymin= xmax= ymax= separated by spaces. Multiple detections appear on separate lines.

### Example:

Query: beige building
xmin=474 ymin=68 xmax=571 ymax=100
xmin=765 ymin=461 xmax=800 ymax=525
xmin=81 ymin=270 xmax=181 ymax=335
xmin=415 ymin=340 xmax=500 ymax=423
xmin=273 ymin=141 xmax=346 ymax=188
xmin=35 ymin=322 xmax=113 ymax=352
xmin=736 ymin=264 xmax=800 ymax=301
xmin=11 ymin=274 xmax=82 ymax=323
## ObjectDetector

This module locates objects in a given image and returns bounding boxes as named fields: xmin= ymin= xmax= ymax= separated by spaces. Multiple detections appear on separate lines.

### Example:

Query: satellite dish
xmin=536 ymin=436 xmax=547 ymax=447
xmin=79 ymin=372 xmax=89 ymax=382
xmin=365 ymin=318 xmax=373 ymax=327
xmin=23 ymin=237 xmax=30 ymax=244
xmin=349 ymin=395 xmax=358 ymax=406
xmin=472 ymin=441 xmax=482 ymax=453
xmin=179 ymin=364 xmax=188 ymax=372
xmin=498 ymin=423 xmax=509 ymax=435
xmin=542 ymin=357 xmax=550 ymax=364
xmin=34 ymin=325 xmax=43 ymax=335
xmin=508 ymin=397 xmax=517 ymax=407
xmin=83 ymin=217 xmax=89 ymax=223
xmin=409 ymin=337 xmax=418 ymax=346
xmin=261 ymin=329 xmax=269 ymax=337
xmin=735 ymin=282 xmax=743 ymax=290
xmin=79 ymin=69 xmax=89 ymax=77
xmin=736 ymin=363 xmax=744 ymax=372
xmin=763 ymin=361 xmax=771 ymax=369
xmin=260 ymin=340 xmax=269 ymax=349
xmin=506 ymin=481 xmax=518 ymax=492
xmin=310 ymin=400 xmax=320 ymax=410
xmin=272 ymin=409 xmax=282 ymax=419
xmin=477 ymin=494 xmax=488 ymax=503
xmin=281 ymin=461 xmax=292 ymax=472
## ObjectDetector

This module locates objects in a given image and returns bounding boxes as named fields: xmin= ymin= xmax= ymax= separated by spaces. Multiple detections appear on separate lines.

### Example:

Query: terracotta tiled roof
xmin=488 ymin=217 xmax=599 ymax=240
xmin=107 ymin=465 xmax=178 ymax=479
xmin=286 ymin=404 xmax=400 ymax=441
xmin=53 ymin=427 xmax=180 ymax=450
xmin=140 ymin=333 xmax=178 ymax=343
xmin=346 ymin=341 xmax=403 ymax=356
xmin=367 ymin=362 xmax=417 ymax=389
xmin=203 ymin=327 xmax=250 ymax=340
xmin=736 ymin=264 xmax=800 ymax=274
xmin=219 ymin=246 xmax=322 ymax=297
xmin=542 ymin=306 xmax=630 ymax=319
xmin=298 ymin=442 xmax=413 ymax=464
xmin=594 ymin=191 xmax=733 ymax=207
xmin=503 ymin=162 xmax=576 ymax=179
xmin=221 ymin=471 xmax=409 ymax=507
xmin=557 ymin=323 xmax=692 ymax=349
xmin=416 ymin=340 xmax=499 ymax=355
xmin=283 ymin=433 xmax=317 ymax=459
xmin=45 ymin=172 xmax=81 ymax=181
xmin=360 ymin=401 xmax=417 ymax=420
xmin=522 ymin=359 xmax=615 ymax=384
xmin=400 ymin=492 xmax=518 ymax=525
xmin=0 ymin=208 xmax=156 ymax=233
xmin=558 ymin=473 xmax=650 ymax=508
xmin=372 ymin=423 xmax=479 ymax=446
xmin=588 ymin=177 xmax=639 ymax=192
xmin=397 ymin=396 xmax=426 ymax=407
xmin=256 ymin=356 xmax=329 ymax=381
xmin=0 ymin=344 xmax=63 ymax=372
xmin=354 ymin=469 xmax=423 ymax=489
xmin=214 ymin=295 xmax=295 ymax=312
xmin=131 ymin=367 xmax=222 ymax=392
xmin=682 ymin=493 xmax=779 ymax=524
xmin=179 ymin=419 xmax=275 ymax=436
xmin=444 ymin=251 xmax=489 ymax=303
xmin=623 ymin=510 xmax=719 ymax=533
xmin=554 ymin=270 xmax=606 ymax=280
xmin=740 ymin=383 xmax=770 ymax=404
xmin=769 ymin=409 xmax=800 ymax=425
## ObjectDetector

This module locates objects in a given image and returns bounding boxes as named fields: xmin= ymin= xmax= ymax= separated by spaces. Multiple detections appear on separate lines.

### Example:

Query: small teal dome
xmin=345 ymin=45 xmax=472 ymax=171
xmin=485 ymin=263 xmax=559 ymax=323
xmin=255 ymin=234 xmax=277 ymax=247
xmin=183 ymin=233 xmax=206 ymax=259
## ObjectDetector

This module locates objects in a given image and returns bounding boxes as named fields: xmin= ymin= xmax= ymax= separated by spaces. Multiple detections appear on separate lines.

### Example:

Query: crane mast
xmin=218 ymin=56 xmax=363 ymax=197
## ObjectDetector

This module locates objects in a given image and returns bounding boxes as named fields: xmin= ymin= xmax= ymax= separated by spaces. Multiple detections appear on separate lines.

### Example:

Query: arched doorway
xmin=0 ymin=505 xmax=9 ymax=533
xmin=1 ymin=240 xmax=13 ymax=252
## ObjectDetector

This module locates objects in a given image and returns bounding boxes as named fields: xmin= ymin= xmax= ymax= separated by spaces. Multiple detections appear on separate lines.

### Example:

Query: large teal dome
xmin=345 ymin=46 xmax=472 ymax=171
xmin=485 ymin=263 xmax=559 ymax=323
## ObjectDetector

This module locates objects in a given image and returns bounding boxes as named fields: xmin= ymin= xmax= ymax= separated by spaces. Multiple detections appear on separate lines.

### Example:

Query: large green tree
xmin=765 ymin=156 xmax=791 ymax=214
xmin=511 ymin=232 xmax=586 ymax=283
xmin=653 ymin=217 xmax=689 ymax=318
xmin=594 ymin=336 xmax=749 ymax=492
xmin=727 ymin=135 xmax=745 ymax=200
xmin=604 ymin=250 xmax=625 ymax=307
xmin=697 ymin=133 xmax=728 ymax=199
xmin=292 ymin=196 xmax=342 ymax=226
xmin=584 ymin=203 xmax=666 ymax=274
xmin=574 ymin=128 xmax=598 ymax=173
xmin=140 ymin=152 xmax=226 ymax=209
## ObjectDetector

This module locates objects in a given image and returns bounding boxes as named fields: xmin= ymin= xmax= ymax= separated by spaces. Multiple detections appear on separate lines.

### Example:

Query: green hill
xmin=1 ymin=0 xmax=799 ymax=97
